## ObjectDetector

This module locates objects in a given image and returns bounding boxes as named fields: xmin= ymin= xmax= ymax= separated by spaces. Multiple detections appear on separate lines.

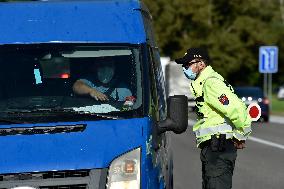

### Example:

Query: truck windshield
xmin=0 ymin=44 xmax=143 ymax=123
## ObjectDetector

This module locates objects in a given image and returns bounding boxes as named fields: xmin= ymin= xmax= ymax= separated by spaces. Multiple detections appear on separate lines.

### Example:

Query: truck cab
xmin=0 ymin=1 xmax=188 ymax=189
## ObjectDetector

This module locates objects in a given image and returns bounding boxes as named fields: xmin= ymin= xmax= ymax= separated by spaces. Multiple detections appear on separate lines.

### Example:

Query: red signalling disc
xmin=247 ymin=103 xmax=261 ymax=121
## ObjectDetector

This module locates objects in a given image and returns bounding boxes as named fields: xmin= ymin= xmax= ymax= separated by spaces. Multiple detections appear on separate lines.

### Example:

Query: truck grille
xmin=39 ymin=184 xmax=87 ymax=189
xmin=0 ymin=170 xmax=90 ymax=181
xmin=0 ymin=124 xmax=86 ymax=136
xmin=0 ymin=169 xmax=108 ymax=189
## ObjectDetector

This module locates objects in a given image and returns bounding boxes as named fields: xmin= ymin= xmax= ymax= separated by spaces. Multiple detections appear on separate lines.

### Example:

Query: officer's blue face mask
xmin=183 ymin=66 xmax=197 ymax=80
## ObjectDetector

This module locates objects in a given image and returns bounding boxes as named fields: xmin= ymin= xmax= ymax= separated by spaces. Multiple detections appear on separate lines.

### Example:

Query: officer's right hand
xmin=89 ymin=89 xmax=109 ymax=101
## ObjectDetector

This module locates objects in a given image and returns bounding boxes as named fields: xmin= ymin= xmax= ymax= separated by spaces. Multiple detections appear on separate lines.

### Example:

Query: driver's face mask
xmin=97 ymin=65 xmax=115 ymax=84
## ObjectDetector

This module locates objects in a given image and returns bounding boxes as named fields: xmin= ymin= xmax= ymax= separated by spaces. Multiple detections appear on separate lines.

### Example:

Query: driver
xmin=72 ymin=57 xmax=132 ymax=101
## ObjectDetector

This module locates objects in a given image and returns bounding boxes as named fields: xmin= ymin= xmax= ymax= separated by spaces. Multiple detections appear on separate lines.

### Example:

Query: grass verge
xmin=271 ymin=94 xmax=284 ymax=115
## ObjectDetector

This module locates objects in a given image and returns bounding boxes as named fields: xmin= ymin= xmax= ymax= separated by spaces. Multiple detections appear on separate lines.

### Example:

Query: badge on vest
xmin=218 ymin=94 xmax=229 ymax=105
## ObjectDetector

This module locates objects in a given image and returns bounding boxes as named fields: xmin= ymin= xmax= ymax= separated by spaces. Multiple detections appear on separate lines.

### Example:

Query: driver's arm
xmin=72 ymin=80 xmax=109 ymax=101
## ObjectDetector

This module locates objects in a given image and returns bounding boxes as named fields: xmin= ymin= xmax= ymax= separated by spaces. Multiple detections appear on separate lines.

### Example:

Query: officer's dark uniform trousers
xmin=200 ymin=138 xmax=237 ymax=189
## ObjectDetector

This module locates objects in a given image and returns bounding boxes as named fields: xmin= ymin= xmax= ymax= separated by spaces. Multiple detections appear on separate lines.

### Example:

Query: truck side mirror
xmin=158 ymin=95 xmax=188 ymax=134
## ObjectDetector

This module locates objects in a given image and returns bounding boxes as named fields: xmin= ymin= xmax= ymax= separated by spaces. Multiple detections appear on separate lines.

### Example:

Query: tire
xmin=259 ymin=116 xmax=269 ymax=122
xmin=264 ymin=116 xmax=269 ymax=122
xmin=166 ymin=158 xmax=174 ymax=189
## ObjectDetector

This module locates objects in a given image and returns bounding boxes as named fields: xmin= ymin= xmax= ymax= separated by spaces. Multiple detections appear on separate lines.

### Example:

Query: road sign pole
xmin=263 ymin=73 xmax=267 ymax=96
xmin=259 ymin=46 xmax=278 ymax=112
xmin=269 ymin=73 xmax=272 ymax=110
xmin=266 ymin=73 xmax=268 ymax=97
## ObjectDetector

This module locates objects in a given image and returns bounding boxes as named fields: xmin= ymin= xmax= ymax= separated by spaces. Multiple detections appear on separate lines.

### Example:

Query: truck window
xmin=0 ymin=44 xmax=143 ymax=123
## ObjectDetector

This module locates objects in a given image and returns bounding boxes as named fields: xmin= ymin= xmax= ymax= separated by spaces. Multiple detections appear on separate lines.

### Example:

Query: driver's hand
xmin=89 ymin=89 xmax=109 ymax=101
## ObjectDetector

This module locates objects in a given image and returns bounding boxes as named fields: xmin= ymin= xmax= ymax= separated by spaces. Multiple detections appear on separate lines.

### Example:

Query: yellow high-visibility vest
xmin=189 ymin=66 xmax=252 ymax=147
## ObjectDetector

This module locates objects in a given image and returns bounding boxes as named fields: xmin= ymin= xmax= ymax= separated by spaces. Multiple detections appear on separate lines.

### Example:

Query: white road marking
xmin=270 ymin=115 xmax=284 ymax=125
xmin=188 ymin=119 xmax=196 ymax=126
xmin=248 ymin=136 xmax=284 ymax=150
xmin=188 ymin=119 xmax=284 ymax=150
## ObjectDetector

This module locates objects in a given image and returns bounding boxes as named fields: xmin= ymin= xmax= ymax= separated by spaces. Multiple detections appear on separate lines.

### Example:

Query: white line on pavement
xmin=188 ymin=119 xmax=196 ymax=126
xmin=188 ymin=119 xmax=284 ymax=150
xmin=248 ymin=136 xmax=284 ymax=150
xmin=270 ymin=115 xmax=284 ymax=125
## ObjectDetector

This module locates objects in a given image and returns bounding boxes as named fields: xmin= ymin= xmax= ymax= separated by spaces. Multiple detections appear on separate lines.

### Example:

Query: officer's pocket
xmin=204 ymin=149 xmax=236 ymax=178
xmin=205 ymin=159 xmax=232 ymax=177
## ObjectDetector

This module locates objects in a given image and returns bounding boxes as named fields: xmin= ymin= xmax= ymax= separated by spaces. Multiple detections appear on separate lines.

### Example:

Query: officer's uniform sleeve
xmin=203 ymin=78 xmax=252 ymax=136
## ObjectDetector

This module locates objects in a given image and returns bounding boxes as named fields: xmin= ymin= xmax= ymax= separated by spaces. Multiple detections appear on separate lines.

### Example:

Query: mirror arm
xmin=157 ymin=118 xmax=176 ymax=134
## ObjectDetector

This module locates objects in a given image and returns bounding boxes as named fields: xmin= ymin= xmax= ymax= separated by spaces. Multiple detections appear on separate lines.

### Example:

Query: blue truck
xmin=0 ymin=0 xmax=188 ymax=189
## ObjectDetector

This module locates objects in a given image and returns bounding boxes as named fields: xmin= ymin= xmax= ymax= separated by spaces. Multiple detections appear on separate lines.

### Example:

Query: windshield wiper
xmin=2 ymin=108 xmax=122 ymax=120
xmin=0 ymin=118 xmax=25 ymax=124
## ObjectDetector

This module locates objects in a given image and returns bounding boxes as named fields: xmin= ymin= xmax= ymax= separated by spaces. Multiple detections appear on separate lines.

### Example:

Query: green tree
xmin=143 ymin=0 xmax=284 ymax=86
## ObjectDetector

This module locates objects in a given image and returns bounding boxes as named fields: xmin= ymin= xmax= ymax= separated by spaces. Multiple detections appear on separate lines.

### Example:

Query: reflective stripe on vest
xmin=233 ymin=131 xmax=247 ymax=140
xmin=242 ymin=126 xmax=252 ymax=135
xmin=195 ymin=123 xmax=252 ymax=144
xmin=194 ymin=123 xmax=233 ymax=138
xmin=224 ymin=118 xmax=252 ymax=135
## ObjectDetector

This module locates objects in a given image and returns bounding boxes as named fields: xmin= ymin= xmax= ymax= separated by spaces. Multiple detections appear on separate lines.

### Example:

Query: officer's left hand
xmin=233 ymin=139 xmax=246 ymax=149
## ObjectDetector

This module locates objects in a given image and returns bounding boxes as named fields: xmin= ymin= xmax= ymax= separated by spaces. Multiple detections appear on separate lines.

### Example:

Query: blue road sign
xmin=259 ymin=46 xmax=278 ymax=73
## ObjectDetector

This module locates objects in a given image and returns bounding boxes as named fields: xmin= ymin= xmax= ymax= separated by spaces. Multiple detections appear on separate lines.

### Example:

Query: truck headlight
xmin=106 ymin=148 xmax=141 ymax=189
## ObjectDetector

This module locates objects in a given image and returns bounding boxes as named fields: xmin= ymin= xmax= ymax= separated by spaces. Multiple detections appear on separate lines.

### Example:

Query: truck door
xmin=148 ymin=46 xmax=171 ymax=189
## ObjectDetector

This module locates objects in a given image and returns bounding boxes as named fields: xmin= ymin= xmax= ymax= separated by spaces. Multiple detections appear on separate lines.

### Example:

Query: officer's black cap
xmin=175 ymin=48 xmax=210 ymax=65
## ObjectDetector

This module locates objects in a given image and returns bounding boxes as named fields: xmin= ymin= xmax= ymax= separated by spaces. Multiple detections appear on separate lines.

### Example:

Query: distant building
xmin=161 ymin=57 xmax=195 ymax=111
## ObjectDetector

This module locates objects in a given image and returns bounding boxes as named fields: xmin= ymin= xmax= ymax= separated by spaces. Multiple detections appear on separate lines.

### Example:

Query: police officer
xmin=175 ymin=48 xmax=252 ymax=189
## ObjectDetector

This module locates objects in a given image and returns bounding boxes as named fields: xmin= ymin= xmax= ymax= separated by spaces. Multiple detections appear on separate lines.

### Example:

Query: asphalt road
xmin=171 ymin=112 xmax=284 ymax=189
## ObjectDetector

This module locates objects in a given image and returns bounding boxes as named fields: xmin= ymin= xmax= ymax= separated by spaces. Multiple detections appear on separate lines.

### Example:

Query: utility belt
xmin=199 ymin=134 xmax=233 ymax=152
